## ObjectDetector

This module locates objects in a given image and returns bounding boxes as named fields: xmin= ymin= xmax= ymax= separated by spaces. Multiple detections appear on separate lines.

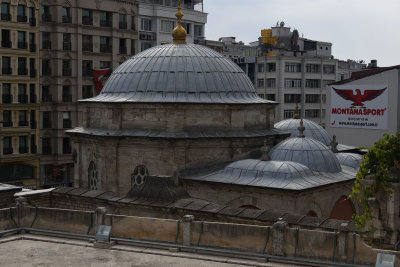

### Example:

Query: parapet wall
xmin=0 ymin=202 xmax=399 ymax=266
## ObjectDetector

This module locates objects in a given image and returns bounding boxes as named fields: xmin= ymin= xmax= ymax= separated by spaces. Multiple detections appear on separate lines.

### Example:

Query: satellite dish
xmin=280 ymin=21 xmax=285 ymax=27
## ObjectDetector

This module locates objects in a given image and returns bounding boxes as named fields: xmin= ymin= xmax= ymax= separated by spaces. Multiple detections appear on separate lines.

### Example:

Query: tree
xmin=351 ymin=133 xmax=400 ymax=229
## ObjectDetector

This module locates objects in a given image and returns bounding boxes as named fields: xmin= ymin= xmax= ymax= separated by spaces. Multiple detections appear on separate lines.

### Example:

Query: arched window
xmin=307 ymin=210 xmax=318 ymax=217
xmin=330 ymin=196 xmax=355 ymax=220
xmin=88 ymin=161 xmax=98 ymax=190
xmin=131 ymin=165 xmax=148 ymax=188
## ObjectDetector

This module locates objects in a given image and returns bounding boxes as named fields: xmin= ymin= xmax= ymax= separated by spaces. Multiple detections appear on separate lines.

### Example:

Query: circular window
xmin=88 ymin=161 xmax=98 ymax=190
xmin=131 ymin=165 xmax=149 ymax=188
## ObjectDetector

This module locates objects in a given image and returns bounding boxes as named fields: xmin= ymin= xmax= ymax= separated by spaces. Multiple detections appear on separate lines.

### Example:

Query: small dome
xmin=269 ymin=137 xmax=342 ymax=173
xmin=85 ymin=44 xmax=271 ymax=104
xmin=336 ymin=153 xmax=363 ymax=170
xmin=274 ymin=119 xmax=331 ymax=145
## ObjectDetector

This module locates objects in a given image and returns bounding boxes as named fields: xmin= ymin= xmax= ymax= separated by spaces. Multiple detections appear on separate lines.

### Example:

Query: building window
xmin=100 ymin=61 xmax=111 ymax=69
xmin=266 ymin=94 xmax=275 ymax=101
xmin=42 ymin=59 xmax=51 ymax=76
xmin=19 ymin=136 xmax=28 ymax=153
xmin=18 ymin=84 xmax=27 ymax=103
xmin=82 ymin=35 xmax=93 ymax=52
xmin=63 ymin=33 xmax=71 ymax=50
xmin=100 ymin=37 xmax=112 ymax=53
xmin=181 ymin=22 xmax=190 ymax=34
xmin=100 ymin=11 xmax=112 ymax=27
xmin=323 ymin=65 xmax=335 ymax=74
xmin=1 ymin=29 xmax=11 ymax=48
xmin=62 ymin=7 xmax=71 ymax=23
xmin=3 ymin=136 xmax=12 ymax=155
xmin=42 ymin=32 xmax=51 ymax=49
xmin=257 ymin=79 xmax=264 ymax=88
xmin=305 ymin=79 xmax=321 ymax=88
xmin=82 ymin=9 xmax=92 ymax=25
xmin=82 ymin=60 xmax=93 ymax=76
xmin=266 ymin=78 xmax=276 ymax=88
xmin=62 ymin=86 xmax=72 ymax=102
xmin=63 ymin=112 xmax=71 ymax=128
xmin=322 ymin=80 xmax=335 ymax=88
xmin=131 ymin=39 xmax=135 ymax=55
xmin=63 ymin=137 xmax=71 ymax=154
xmin=131 ymin=16 xmax=136 ymax=30
xmin=18 ymin=110 xmax=28 ymax=126
xmin=28 ymin=7 xmax=35 ymax=26
xmin=161 ymin=20 xmax=175 ymax=32
xmin=305 ymin=109 xmax=320 ymax=118
xmin=88 ymin=161 xmax=98 ymax=190
xmin=62 ymin=60 xmax=72 ymax=76
xmin=119 ymin=14 xmax=127 ymax=29
xmin=2 ymin=83 xmax=11 ymax=104
xmin=41 ymin=5 xmax=51 ymax=22
xmin=29 ymin=33 xmax=35 ymax=52
xmin=42 ymin=137 xmax=51 ymax=155
xmin=285 ymin=62 xmax=301 ymax=72
xmin=1 ymin=3 xmax=10 ymax=21
xmin=18 ymin=31 xmax=27 ymax=49
xmin=131 ymin=165 xmax=148 ymax=188
xmin=322 ymin=94 xmax=326 ymax=104
xmin=305 ymin=94 xmax=320 ymax=103
xmin=42 ymin=85 xmax=52 ymax=102
xmin=141 ymin=18 xmax=152 ymax=31
xmin=284 ymin=110 xmax=298 ymax=119
xmin=257 ymin=63 xmax=264 ymax=73
xmin=194 ymin=25 xmax=203 ymax=37
xmin=2 ymin=110 xmax=12 ymax=127
xmin=119 ymin=38 xmax=127 ymax=54
xmin=284 ymin=79 xmax=301 ymax=88
xmin=267 ymin=63 xmax=276 ymax=72
xmin=306 ymin=64 xmax=321 ymax=73
xmin=284 ymin=94 xmax=301 ymax=103
xmin=18 ymin=57 xmax=27 ymax=75
xmin=2 ymin=56 xmax=11 ymax=74
xmin=17 ymin=5 xmax=27 ymax=22
xmin=82 ymin=85 xmax=93 ymax=99
xmin=43 ymin=111 xmax=51 ymax=128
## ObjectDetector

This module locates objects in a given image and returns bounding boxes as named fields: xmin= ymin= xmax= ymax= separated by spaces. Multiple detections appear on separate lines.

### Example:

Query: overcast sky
xmin=203 ymin=0 xmax=400 ymax=67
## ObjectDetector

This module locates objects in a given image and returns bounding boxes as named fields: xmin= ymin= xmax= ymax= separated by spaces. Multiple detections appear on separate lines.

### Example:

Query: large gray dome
xmin=269 ymin=137 xmax=342 ymax=173
xmin=84 ymin=43 xmax=271 ymax=104
xmin=274 ymin=119 xmax=331 ymax=145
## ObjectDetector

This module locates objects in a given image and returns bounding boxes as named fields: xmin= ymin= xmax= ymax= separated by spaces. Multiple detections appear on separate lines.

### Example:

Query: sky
xmin=203 ymin=0 xmax=400 ymax=67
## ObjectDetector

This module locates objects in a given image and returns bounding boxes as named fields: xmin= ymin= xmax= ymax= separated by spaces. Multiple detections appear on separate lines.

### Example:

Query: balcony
xmin=62 ymin=16 xmax=72 ymax=23
xmin=2 ymin=95 xmax=12 ymax=104
xmin=18 ymin=41 xmax=27 ymax=49
xmin=100 ymin=20 xmax=112 ymax=27
xmin=100 ymin=44 xmax=112 ymax=53
xmin=2 ymin=121 xmax=12 ymax=127
xmin=42 ymin=14 xmax=52 ymax=22
xmin=30 ymin=69 xmax=36 ymax=77
xmin=18 ymin=94 xmax=28 ymax=103
xmin=30 ymin=120 xmax=37 ymax=129
xmin=29 ymin=43 xmax=36 ymax=52
xmin=119 ymin=46 xmax=127 ymax=54
xmin=31 ymin=145 xmax=37 ymax=154
xmin=42 ymin=40 xmax=51 ymax=49
xmin=82 ymin=43 xmax=92 ymax=52
xmin=17 ymin=15 xmax=27 ymax=22
xmin=82 ymin=16 xmax=92 ymax=25
xmin=63 ymin=119 xmax=72 ymax=128
xmin=43 ymin=120 xmax=51 ymax=128
xmin=62 ymin=68 xmax=72 ymax=76
xmin=1 ymin=13 xmax=11 ymax=21
xmin=1 ymin=40 xmax=12 ymax=48
xmin=2 ymin=68 xmax=12 ymax=75
xmin=30 ymin=94 xmax=36 ymax=103
xmin=63 ymin=146 xmax=72 ymax=154
xmin=18 ymin=68 xmax=28 ymax=75
xmin=3 ymin=148 xmax=13 ymax=155
xmin=42 ymin=146 xmax=51 ymax=155
xmin=42 ymin=95 xmax=52 ymax=102
xmin=42 ymin=68 xmax=52 ymax=76
xmin=63 ymin=42 xmax=72 ymax=50
xmin=62 ymin=95 xmax=72 ymax=102
xmin=29 ymin=17 xmax=36 ymax=26
xmin=119 ymin=21 xmax=127 ymax=29
xmin=83 ymin=69 xmax=93 ymax=77
xmin=18 ymin=120 xmax=28 ymax=127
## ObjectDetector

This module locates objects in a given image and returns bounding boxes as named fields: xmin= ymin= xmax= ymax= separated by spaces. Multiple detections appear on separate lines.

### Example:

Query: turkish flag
xmin=93 ymin=68 xmax=111 ymax=93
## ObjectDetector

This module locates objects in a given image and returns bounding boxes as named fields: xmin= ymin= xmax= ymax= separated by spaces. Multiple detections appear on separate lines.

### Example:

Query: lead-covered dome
xmin=274 ymin=119 xmax=331 ymax=145
xmin=269 ymin=137 xmax=342 ymax=173
xmin=85 ymin=44 xmax=271 ymax=104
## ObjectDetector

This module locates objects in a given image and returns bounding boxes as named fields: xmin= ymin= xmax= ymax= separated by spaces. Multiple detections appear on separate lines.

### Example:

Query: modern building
xmin=326 ymin=65 xmax=400 ymax=147
xmin=137 ymin=0 xmax=206 ymax=51
xmin=0 ymin=0 xmax=40 ymax=188
xmin=38 ymin=0 xmax=139 ymax=188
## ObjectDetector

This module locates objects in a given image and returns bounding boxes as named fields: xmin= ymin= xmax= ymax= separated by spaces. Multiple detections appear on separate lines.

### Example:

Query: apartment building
xmin=0 ymin=0 xmax=40 ymax=188
xmin=39 ymin=0 xmax=138 ymax=188
xmin=138 ymin=0 xmax=206 ymax=51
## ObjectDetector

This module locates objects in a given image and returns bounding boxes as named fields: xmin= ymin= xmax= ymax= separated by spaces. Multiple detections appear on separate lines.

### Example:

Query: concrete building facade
xmin=0 ymin=0 xmax=40 ymax=188
xmin=38 ymin=0 xmax=138 ymax=188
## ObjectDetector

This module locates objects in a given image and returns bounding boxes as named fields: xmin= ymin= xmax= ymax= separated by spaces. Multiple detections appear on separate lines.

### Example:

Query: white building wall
xmin=326 ymin=69 xmax=400 ymax=147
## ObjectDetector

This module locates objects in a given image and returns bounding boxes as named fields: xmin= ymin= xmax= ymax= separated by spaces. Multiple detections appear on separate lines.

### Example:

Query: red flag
xmin=93 ymin=68 xmax=110 ymax=93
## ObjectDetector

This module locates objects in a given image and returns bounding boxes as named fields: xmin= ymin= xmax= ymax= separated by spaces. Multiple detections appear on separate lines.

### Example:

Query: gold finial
xmin=293 ymin=102 xmax=300 ymax=119
xmin=172 ymin=0 xmax=187 ymax=44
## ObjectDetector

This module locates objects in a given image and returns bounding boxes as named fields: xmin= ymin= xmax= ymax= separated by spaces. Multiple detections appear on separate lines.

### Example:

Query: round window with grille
xmin=131 ymin=165 xmax=148 ymax=188
xmin=88 ymin=161 xmax=98 ymax=190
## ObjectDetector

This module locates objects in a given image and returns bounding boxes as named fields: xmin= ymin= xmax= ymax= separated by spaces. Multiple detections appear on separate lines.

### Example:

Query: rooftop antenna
xmin=172 ymin=0 xmax=186 ymax=44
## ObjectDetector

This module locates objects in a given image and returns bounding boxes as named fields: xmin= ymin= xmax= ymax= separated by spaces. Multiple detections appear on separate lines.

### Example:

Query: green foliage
xmin=351 ymin=133 xmax=400 ymax=230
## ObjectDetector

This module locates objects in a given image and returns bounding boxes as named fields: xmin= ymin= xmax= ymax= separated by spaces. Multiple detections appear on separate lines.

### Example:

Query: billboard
xmin=330 ymin=85 xmax=388 ymax=129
